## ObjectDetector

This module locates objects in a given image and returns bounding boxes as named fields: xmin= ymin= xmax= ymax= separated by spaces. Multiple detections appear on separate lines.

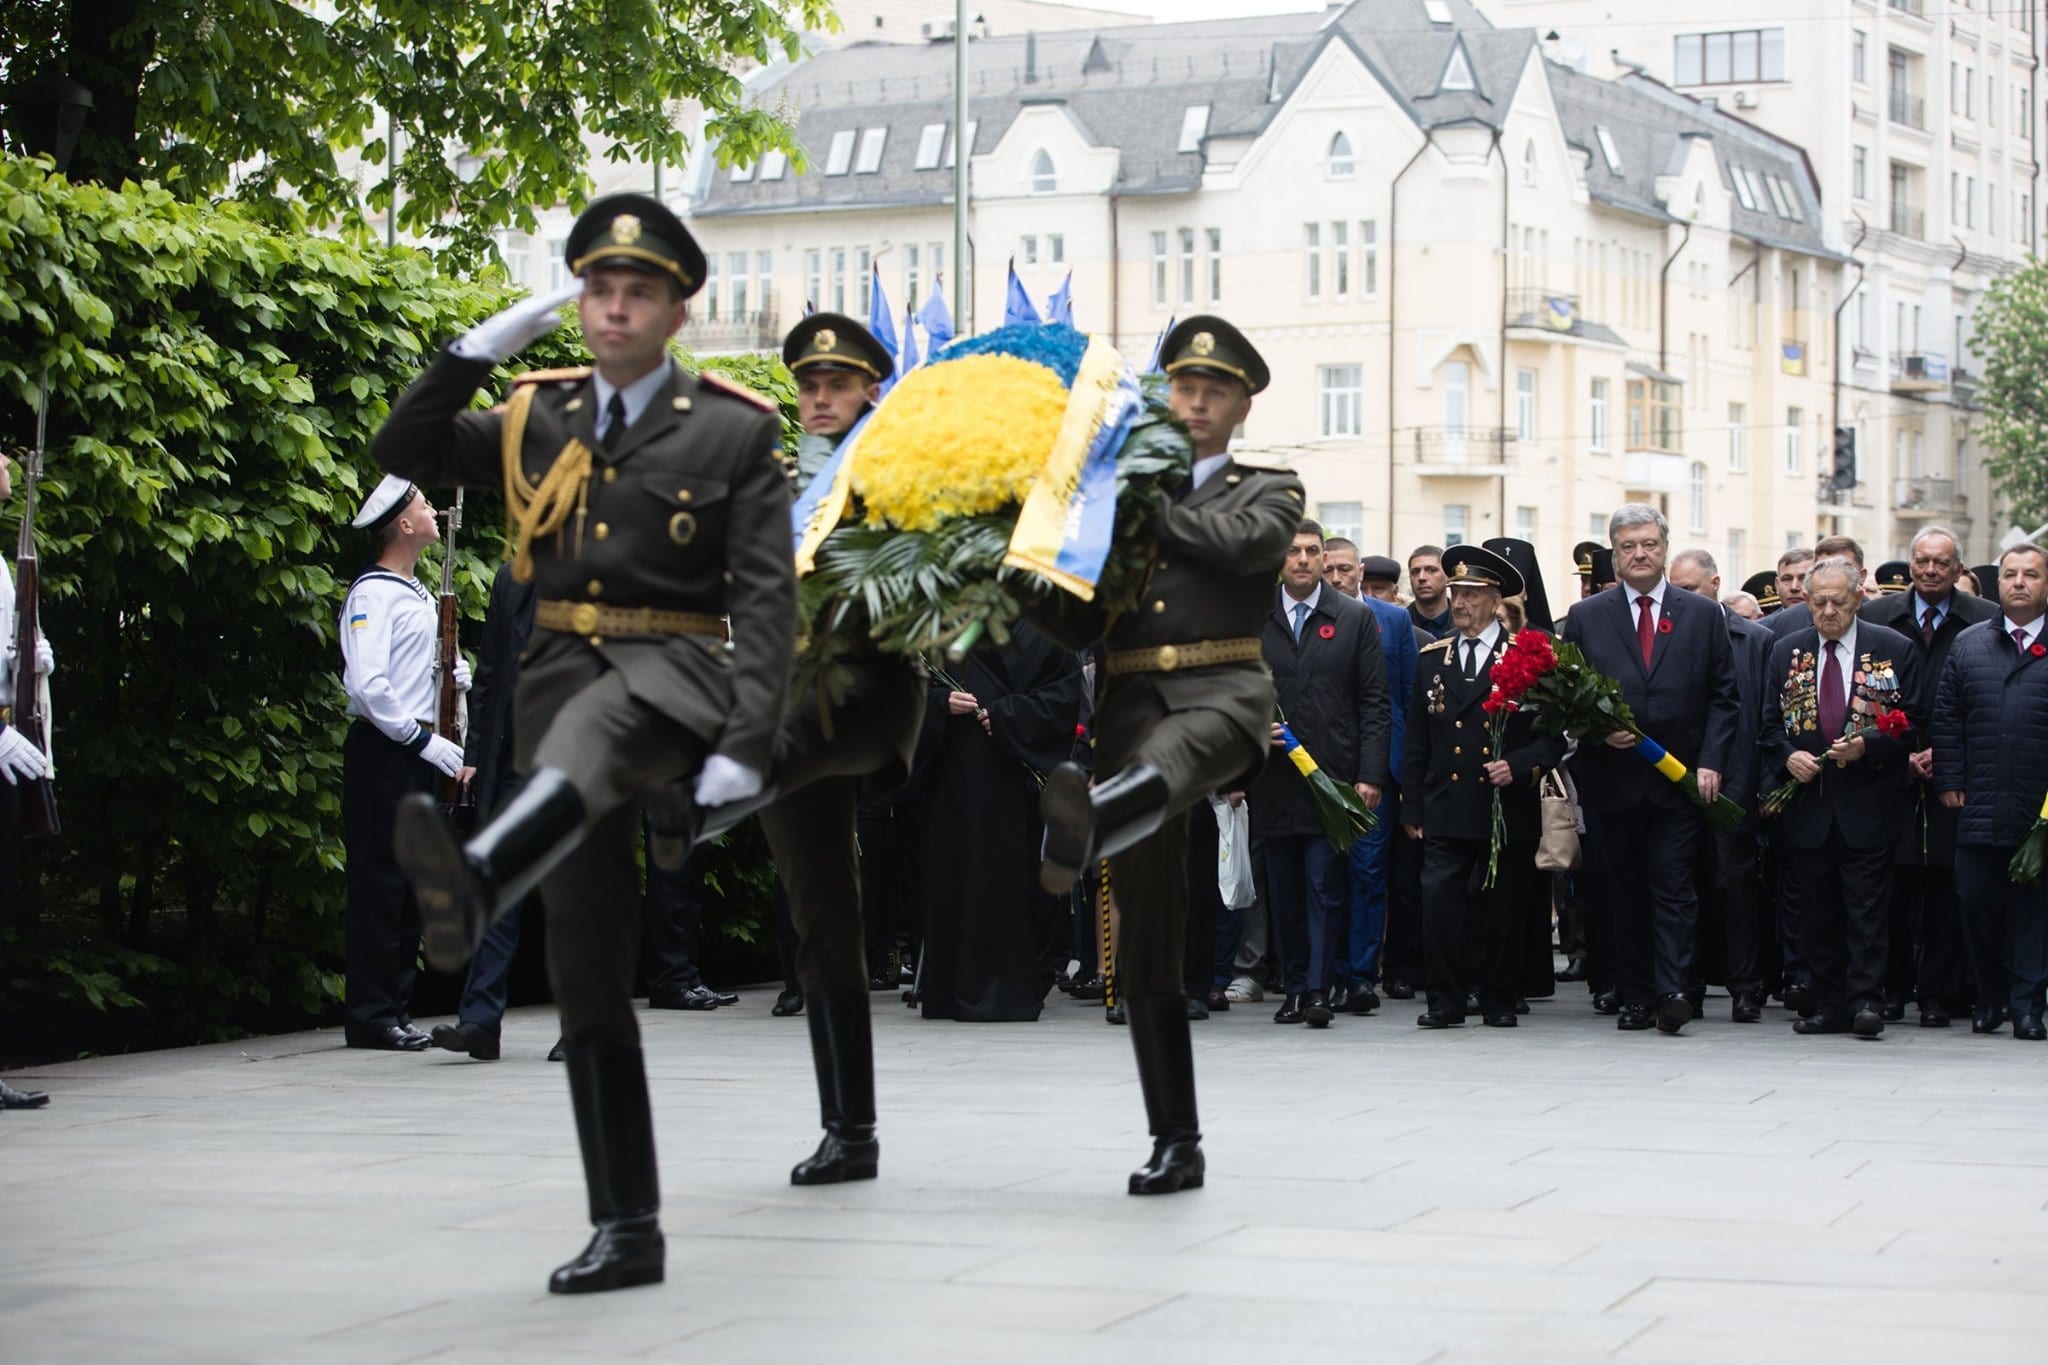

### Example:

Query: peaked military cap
xmin=1874 ymin=560 xmax=1910 ymax=593
xmin=1443 ymin=544 xmax=1524 ymax=598
xmin=565 ymin=193 xmax=705 ymax=297
xmin=1160 ymin=314 xmax=1269 ymax=394
xmin=783 ymin=313 xmax=894 ymax=383
xmin=1483 ymin=537 xmax=1551 ymax=631
xmin=351 ymin=474 xmax=418 ymax=533
xmin=1573 ymin=540 xmax=1603 ymax=578
xmin=1971 ymin=564 xmax=2001 ymax=599
xmin=1741 ymin=570 xmax=1782 ymax=613
xmin=1359 ymin=554 xmax=1403 ymax=583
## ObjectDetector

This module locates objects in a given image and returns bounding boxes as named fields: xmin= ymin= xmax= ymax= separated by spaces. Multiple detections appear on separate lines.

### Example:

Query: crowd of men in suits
xmin=1201 ymin=508 xmax=2048 ymax=1043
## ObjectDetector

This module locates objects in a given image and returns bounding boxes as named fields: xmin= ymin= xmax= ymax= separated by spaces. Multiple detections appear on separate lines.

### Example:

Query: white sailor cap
xmin=351 ymin=474 xmax=419 ymax=533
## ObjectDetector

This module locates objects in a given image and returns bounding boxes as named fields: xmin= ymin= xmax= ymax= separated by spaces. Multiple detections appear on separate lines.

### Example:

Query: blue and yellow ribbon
xmin=1279 ymin=723 xmax=1322 ymax=778
xmin=790 ymin=410 xmax=872 ymax=575
xmin=1632 ymin=735 xmax=1690 ymax=784
xmin=1003 ymin=335 xmax=1139 ymax=600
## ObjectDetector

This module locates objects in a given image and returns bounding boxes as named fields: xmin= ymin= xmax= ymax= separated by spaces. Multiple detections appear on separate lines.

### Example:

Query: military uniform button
xmin=1152 ymin=600 xmax=1166 ymax=614
xmin=1453 ymin=746 xmax=1462 ymax=755
xmin=1452 ymin=773 xmax=1461 ymax=781
xmin=594 ymin=522 xmax=610 ymax=541
xmin=587 ymin=579 xmax=603 ymax=597
xmin=588 ymin=635 xmax=604 ymax=647
xmin=1156 ymin=560 xmax=1169 ymax=571
xmin=603 ymin=467 xmax=619 ymax=483
xmin=1454 ymin=720 xmax=1463 ymax=729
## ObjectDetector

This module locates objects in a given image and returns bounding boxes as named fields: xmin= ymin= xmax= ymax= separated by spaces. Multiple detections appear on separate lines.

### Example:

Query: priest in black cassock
xmin=914 ymin=623 xmax=1085 ymax=1021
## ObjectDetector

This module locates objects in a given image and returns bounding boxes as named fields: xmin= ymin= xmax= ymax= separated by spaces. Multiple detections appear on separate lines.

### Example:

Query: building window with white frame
xmin=1206 ymin=228 xmax=1222 ymax=302
xmin=830 ymin=248 xmax=847 ymax=312
xmin=1674 ymin=28 xmax=1787 ymax=86
xmin=1727 ymin=528 xmax=1746 ymax=578
xmin=1853 ymin=146 xmax=1868 ymax=200
xmin=1050 ymin=234 xmax=1065 ymax=264
xmin=1727 ymin=402 xmax=1746 ymax=470
xmin=1444 ymin=504 xmax=1470 ymax=548
xmin=904 ymin=244 xmax=921 ymax=308
xmin=1179 ymin=227 xmax=1196 ymax=305
xmin=756 ymin=250 xmax=772 ymax=317
xmin=1327 ymin=131 xmax=1354 ymax=179
xmin=1319 ymin=500 xmax=1363 ymax=543
xmin=1522 ymin=140 xmax=1538 ymax=186
xmin=855 ymin=127 xmax=887 ymax=174
xmin=728 ymin=252 xmax=748 ymax=319
xmin=914 ymin=123 xmax=946 ymax=170
xmin=1590 ymin=377 xmax=1609 ymax=452
xmin=1852 ymin=29 xmax=1866 ymax=84
xmin=1361 ymin=220 xmax=1378 ymax=298
xmin=1151 ymin=231 xmax=1168 ymax=308
xmin=825 ymin=129 xmax=856 ymax=175
xmin=1318 ymin=365 xmax=1363 ymax=439
xmin=1514 ymin=505 xmax=1536 ymax=542
xmin=1029 ymin=149 xmax=1056 ymax=194
xmin=1515 ymin=368 xmax=1537 ymax=442
xmin=856 ymin=247 xmax=871 ymax=312
xmin=1784 ymin=406 xmax=1802 ymax=475
xmin=1687 ymin=461 xmax=1708 ymax=533
xmin=1304 ymin=222 xmax=1322 ymax=301
xmin=702 ymin=256 xmax=719 ymax=320
xmin=805 ymin=249 xmax=822 ymax=310
xmin=1333 ymin=221 xmax=1350 ymax=299
xmin=1022 ymin=234 xmax=1038 ymax=266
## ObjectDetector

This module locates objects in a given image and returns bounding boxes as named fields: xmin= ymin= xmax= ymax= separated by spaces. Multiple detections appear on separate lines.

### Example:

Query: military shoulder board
xmin=698 ymin=371 xmax=779 ymax=412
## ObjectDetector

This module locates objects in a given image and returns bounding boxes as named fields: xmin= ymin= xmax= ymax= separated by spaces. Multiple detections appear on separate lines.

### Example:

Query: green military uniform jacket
xmin=1400 ymin=632 xmax=1563 ymax=841
xmin=370 ymin=349 xmax=794 ymax=775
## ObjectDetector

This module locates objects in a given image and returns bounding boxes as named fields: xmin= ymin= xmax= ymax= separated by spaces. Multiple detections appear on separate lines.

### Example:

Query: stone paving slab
xmin=6 ymin=989 xmax=2048 ymax=1362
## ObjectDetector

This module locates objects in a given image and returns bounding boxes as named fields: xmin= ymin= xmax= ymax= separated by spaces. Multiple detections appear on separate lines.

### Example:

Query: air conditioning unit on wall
xmin=1733 ymin=90 xmax=1757 ymax=109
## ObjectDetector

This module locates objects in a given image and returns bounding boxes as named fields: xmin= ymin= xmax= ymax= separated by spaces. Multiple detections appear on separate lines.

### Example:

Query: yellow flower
xmin=853 ymin=354 xmax=1072 ymax=532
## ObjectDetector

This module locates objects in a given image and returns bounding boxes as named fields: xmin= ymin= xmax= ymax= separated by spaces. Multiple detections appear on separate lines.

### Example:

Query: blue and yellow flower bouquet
xmin=790 ymin=322 xmax=1192 ymax=685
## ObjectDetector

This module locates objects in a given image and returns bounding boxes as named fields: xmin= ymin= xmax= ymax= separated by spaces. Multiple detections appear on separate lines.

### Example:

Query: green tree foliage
xmin=3 ymin=0 xmax=834 ymax=267
xmin=0 ymin=158 xmax=794 ymax=1051
xmin=1971 ymin=260 xmax=2048 ymax=531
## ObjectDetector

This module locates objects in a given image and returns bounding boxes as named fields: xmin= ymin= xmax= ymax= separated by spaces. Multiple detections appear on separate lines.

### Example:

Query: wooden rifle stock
xmin=435 ymin=490 xmax=468 ymax=810
xmin=13 ymin=364 xmax=59 ymax=836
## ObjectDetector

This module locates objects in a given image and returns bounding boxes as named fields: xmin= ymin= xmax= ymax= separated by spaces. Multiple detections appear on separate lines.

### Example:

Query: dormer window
xmin=825 ymin=129 xmax=856 ymax=176
xmin=855 ymin=127 xmax=887 ymax=174
xmin=759 ymin=149 xmax=787 ymax=181
xmin=1440 ymin=42 xmax=1477 ymax=93
xmin=1328 ymin=131 xmax=1355 ymax=179
xmin=1179 ymin=105 xmax=1210 ymax=154
xmin=1594 ymin=125 xmax=1622 ymax=175
xmin=1424 ymin=0 xmax=1453 ymax=23
xmin=1030 ymin=149 xmax=1057 ymax=194
xmin=915 ymin=123 xmax=946 ymax=170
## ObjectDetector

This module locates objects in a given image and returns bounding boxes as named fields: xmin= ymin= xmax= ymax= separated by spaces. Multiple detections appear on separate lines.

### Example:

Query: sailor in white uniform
xmin=0 ymin=451 xmax=54 ymax=1109
xmin=339 ymin=474 xmax=468 ymax=1051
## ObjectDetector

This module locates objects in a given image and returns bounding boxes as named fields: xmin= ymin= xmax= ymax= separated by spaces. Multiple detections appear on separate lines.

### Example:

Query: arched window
xmin=1029 ymin=149 xmax=1057 ymax=194
xmin=1521 ymin=139 xmax=1538 ymax=186
xmin=1328 ymin=131 xmax=1355 ymax=179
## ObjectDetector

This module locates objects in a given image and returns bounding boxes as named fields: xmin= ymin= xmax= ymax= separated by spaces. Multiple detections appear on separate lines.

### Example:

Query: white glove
xmin=0 ymin=726 xmax=49 ymax=786
xmin=453 ymin=655 xmax=472 ymax=692
xmin=419 ymin=733 xmax=465 ymax=777
xmin=450 ymin=280 xmax=582 ymax=363
xmin=34 ymin=636 xmax=53 ymax=676
xmin=693 ymin=754 xmax=764 ymax=807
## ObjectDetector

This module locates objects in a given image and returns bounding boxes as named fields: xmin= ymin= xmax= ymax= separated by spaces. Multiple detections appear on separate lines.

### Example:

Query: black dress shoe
xmin=710 ymin=988 xmax=739 ymax=1006
xmin=1383 ymin=980 xmax=1415 ymax=1000
xmin=550 ymin=1214 xmax=665 ymax=1294
xmin=548 ymin=1037 xmax=565 ymax=1061
xmin=1272 ymin=994 xmax=1304 ymax=1024
xmin=0 ymin=1078 xmax=49 ymax=1108
xmin=1881 ymin=996 xmax=1907 ymax=1023
xmin=1348 ymin=986 xmax=1380 ymax=1015
xmin=1616 ymin=1004 xmax=1655 ymax=1031
xmin=1920 ymin=1003 xmax=1951 ymax=1028
xmin=1205 ymin=984 xmax=1232 ymax=1013
xmin=1482 ymin=1011 xmax=1517 ymax=1028
xmin=1973 ymin=1007 xmax=2008 ymax=1034
xmin=1593 ymin=989 xmax=1622 ymax=1016
xmin=1463 ymin=990 xmax=1481 ymax=1014
xmin=1686 ymin=995 xmax=1705 ymax=1020
xmin=1515 ymin=997 xmax=1530 ymax=1015
xmin=1303 ymin=990 xmax=1334 ymax=1028
xmin=430 ymin=1021 xmax=502 ymax=1060
xmin=1185 ymin=995 xmax=1209 ymax=1022
xmin=649 ymin=984 xmax=723 ymax=1011
xmin=550 ymin=1042 xmax=665 ymax=1295
xmin=1415 ymin=1010 xmax=1464 ymax=1029
xmin=1782 ymin=982 xmax=1816 ymax=1016
xmin=1328 ymin=983 xmax=1352 ymax=1012
xmin=1793 ymin=1011 xmax=1850 ymax=1035
xmin=1555 ymin=956 xmax=1587 ymax=983
xmin=1130 ymin=1136 xmax=1205 ymax=1194
xmin=1105 ymin=1001 xmax=1127 ymax=1025
xmin=772 ymin=989 xmax=805 ymax=1017
xmin=1852 ymin=1002 xmax=1886 ymax=1039
xmin=1730 ymin=993 xmax=1763 ymax=1024
xmin=2016 ymin=1015 xmax=2047 ymax=1042
xmin=1070 ymin=973 xmax=1107 ymax=1001
xmin=347 ymin=1024 xmax=433 ymax=1052
xmin=1655 ymin=994 xmax=1691 ymax=1035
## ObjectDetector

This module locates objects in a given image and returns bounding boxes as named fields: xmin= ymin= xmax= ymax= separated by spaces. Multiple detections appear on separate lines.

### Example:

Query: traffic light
xmin=1830 ymin=427 xmax=1857 ymax=492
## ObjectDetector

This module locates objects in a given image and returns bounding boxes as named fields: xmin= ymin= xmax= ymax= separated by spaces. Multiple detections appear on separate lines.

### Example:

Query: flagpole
xmin=952 ymin=0 xmax=969 ymax=337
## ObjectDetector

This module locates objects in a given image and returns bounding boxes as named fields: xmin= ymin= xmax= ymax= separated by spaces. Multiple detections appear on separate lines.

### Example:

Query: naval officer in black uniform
xmin=372 ymin=195 xmax=795 ymax=1294
xmin=1038 ymin=316 xmax=1310 ymax=1195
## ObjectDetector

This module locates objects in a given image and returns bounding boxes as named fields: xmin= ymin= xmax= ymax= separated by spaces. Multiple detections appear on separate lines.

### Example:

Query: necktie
xmin=601 ymin=392 xmax=627 ymax=452
xmin=1921 ymin=607 xmax=1938 ymax=648
xmin=1464 ymin=637 xmax=1482 ymax=681
xmin=1819 ymin=640 xmax=1846 ymax=743
xmin=2017 ymin=626 xmax=2031 ymax=653
xmin=1636 ymin=595 xmax=1656 ymax=668
xmin=1292 ymin=602 xmax=1309 ymax=643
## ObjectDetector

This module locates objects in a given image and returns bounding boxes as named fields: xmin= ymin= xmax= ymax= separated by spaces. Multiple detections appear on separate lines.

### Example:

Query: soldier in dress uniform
xmin=371 ymin=194 xmax=795 ymax=1294
xmin=1037 ymin=315 xmax=1309 ymax=1195
xmin=752 ymin=313 xmax=926 ymax=1185
xmin=1874 ymin=561 xmax=1910 ymax=595
xmin=1742 ymin=570 xmax=1783 ymax=616
xmin=1402 ymin=547 xmax=1563 ymax=1027
xmin=338 ymin=475 xmax=469 ymax=1053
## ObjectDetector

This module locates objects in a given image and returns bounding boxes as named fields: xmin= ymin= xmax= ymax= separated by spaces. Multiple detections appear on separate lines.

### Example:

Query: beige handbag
xmin=1534 ymin=769 xmax=1581 ymax=871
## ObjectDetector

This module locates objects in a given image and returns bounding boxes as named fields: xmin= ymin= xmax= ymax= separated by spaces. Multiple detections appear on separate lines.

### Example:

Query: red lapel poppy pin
xmin=1658 ymin=617 xmax=1674 ymax=635
xmin=2033 ymin=643 xmax=2045 ymax=658
xmin=1318 ymin=623 xmax=1336 ymax=640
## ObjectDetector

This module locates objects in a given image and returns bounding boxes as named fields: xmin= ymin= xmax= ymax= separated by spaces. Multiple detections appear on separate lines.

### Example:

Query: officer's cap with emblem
xmin=564 ymin=193 xmax=706 ymax=298
xmin=782 ymin=312 xmax=895 ymax=384
xmin=1572 ymin=540 xmax=1603 ymax=580
xmin=1874 ymin=560 xmax=1910 ymax=593
xmin=1741 ymin=569 xmax=1782 ymax=613
xmin=1359 ymin=554 xmax=1403 ymax=583
xmin=351 ymin=474 xmax=420 ymax=534
xmin=1443 ymin=544 xmax=1525 ymax=599
xmin=1159 ymin=314 xmax=1270 ymax=395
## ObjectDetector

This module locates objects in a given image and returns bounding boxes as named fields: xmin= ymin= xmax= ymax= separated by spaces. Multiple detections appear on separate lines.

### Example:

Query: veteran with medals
xmin=371 ymin=195 xmax=795 ymax=1293
xmin=1037 ymin=316 xmax=1308 ymax=1195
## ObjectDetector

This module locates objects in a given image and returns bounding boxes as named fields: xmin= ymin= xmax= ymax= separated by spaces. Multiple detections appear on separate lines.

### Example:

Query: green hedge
xmin=0 ymin=156 xmax=792 ymax=1055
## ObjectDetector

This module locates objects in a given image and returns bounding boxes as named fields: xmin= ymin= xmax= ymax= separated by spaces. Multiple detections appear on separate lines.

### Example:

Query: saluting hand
xmin=451 ymin=280 xmax=582 ymax=363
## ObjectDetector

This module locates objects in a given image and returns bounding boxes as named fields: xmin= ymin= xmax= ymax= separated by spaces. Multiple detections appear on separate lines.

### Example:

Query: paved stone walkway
xmin=6 ymin=989 xmax=2048 ymax=1362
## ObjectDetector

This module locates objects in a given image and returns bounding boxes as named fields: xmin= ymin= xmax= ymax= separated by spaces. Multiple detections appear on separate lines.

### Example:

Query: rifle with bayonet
xmin=435 ymin=489 xmax=472 ymax=825
xmin=13 ymin=363 xmax=59 ymax=836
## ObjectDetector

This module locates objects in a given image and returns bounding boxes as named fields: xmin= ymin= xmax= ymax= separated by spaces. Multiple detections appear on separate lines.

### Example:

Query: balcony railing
xmin=1505 ymin=288 xmax=1586 ymax=333
xmin=1888 ymin=90 xmax=1926 ymax=130
xmin=685 ymin=308 xmax=780 ymax=353
xmin=1411 ymin=426 xmax=1513 ymax=473
xmin=1893 ymin=475 xmax=1961 ymax=514
xmin=1889 ymin=204 xmax=1926 ymax=238
xmin=1890 ymin=351 xmax=1949 ymax=392
xmin=1887 ymin=0 xmax=1925 ymax=17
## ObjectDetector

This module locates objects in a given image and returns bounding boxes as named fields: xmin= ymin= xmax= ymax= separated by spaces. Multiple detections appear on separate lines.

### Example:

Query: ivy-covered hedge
xmin=0 ymin=156 xmax=793 ymax=1057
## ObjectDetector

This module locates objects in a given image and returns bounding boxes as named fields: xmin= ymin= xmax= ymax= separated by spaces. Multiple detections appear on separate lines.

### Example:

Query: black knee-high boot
xmin=1039 ymin=762 xmax=1170 ymax=893
xmin=1126 ymin=994 xmax=1204 ymax=1195
xmin=550 ymin=1042 xmax=665 ymax=1294
xmin=790 ymin=991 xmax=879 ymax=1184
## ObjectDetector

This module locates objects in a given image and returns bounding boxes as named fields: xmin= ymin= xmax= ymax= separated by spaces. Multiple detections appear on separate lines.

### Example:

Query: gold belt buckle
xmin=569 ymin=602 xmax=602 ymax=635
xmin=1156 ymin=644 xmax=1181 ymax=672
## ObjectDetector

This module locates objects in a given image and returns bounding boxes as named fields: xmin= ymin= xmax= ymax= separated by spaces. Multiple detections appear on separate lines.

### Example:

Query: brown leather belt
xmin=535 ymin=599 xmax=726 ymax=641
xmin=1105 ymin=637 xmax=1263 ymax=675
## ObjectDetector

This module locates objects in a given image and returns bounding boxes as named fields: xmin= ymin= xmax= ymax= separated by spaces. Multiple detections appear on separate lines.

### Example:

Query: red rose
xmin=1657 ymin=618 xmax=1674 ymax=635
xmin=1319 ymin=623 xmax=1336 ymax=640
xmin=1482 ymin=695 xmax=1501 ymax=714
xmin=1874 ymin=708 xmax=1910 ymax=738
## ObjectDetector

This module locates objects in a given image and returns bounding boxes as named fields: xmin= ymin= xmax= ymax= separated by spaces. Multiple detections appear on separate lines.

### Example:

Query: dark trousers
xmin=1585 ymin=802 xmax=1704 ymax=1006
xmin=1574 ymin=827 xmax=1616 ymax=995
xmin=1380 ymin=823 xmax=1425 ymax=987
xmin=642 ymin=841 xmax=709 ymax=996
xmin=1419 ymin=835 xmax=1517 ymax=1017
xmin=1264 ymin=833 xmax=1345 ymax=995
xmin=456 ymin=774 xmax=527 ymax=1032
xmin=1183 ymin=802 xmax=1222 ymax=998
xmin=1783 ymin=828 xmax=1893 ymax=1015
xmin=342 ymin=720 xmax=435 ymax=1035
xmin=1955 ymin=844 xmax=2048 ymax=1017
xmin=1703 ymin=827 xmax=1763 ymax=996
xmin=1890 ymin=864 xmax=1967 ymax=1008
xmin=857 ymin=806 xmax=912 ymax=978
xmin=760 ymin=778 xmax=871 ymax=995
xmin=1343 ymin=799 xmax=1391 ymax=986
xmin=1766 ymin=838 xmax=1809 ymax=989
xmin=0 ymin=775 xmax=19 ymax=933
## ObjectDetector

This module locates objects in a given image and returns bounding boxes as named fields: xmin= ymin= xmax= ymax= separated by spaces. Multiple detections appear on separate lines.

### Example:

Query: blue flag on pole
xmin=899 ymin=302 xmax=920 ymax=374
xmin=917 ymin=281 xmax=955 ymax=360
xmin=869 ymin=265 xmax=901 ymax=396
xmin=1145 ymin=315 xmax=1176 ymax=373
xmin=1004 ymin=260 xmax=1039 ymax=329
xmin=1045 ymin=271 xmax=1074 ymax=326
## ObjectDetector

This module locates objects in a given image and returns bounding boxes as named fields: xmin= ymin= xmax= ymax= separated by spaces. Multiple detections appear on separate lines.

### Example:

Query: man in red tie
xmin=1759 ymin=558 xmax=1923 ymax=1038
xmin=1560 ymin=505 xmax=1740 ymax=1035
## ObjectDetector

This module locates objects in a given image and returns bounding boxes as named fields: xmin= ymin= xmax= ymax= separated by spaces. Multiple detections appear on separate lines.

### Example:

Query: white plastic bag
xmin=1213 ymin=795 xmax=1256 ymax=909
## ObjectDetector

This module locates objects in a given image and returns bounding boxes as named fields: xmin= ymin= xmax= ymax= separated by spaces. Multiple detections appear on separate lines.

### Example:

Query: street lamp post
xmin=951 ymin=0 xmax=970 ymax=337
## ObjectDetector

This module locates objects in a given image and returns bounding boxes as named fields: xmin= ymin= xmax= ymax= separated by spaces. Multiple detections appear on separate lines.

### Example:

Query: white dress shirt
xmin=340 ymin=568 xmax=438 ymax=745
xmin=2005 ymin=615 xmax=2043 ymax=653
xmin=1190 ymin=450 xmax=1232 ymax=490
xmin=1457 ymin=620 xmax=1503 ymax=679
xmin=591 ymin=356 xmax=675 ymax=439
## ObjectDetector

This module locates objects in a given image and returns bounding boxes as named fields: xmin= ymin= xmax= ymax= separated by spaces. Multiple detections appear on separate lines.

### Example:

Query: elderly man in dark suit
xmin=1759 ymin=557 xmax=1923 ymax=1038
xmin=1863 ymin=526 xmax=1996 ymax=1026
xmin=1669 ymin=548 xmax=1772 ymax=1022
xmin=1252 ymin=518 xmax=1391 ymax=1027
xmin=1561 ymin=504 xmax=1739 ymax=1035
xmin=1935 ymin=543 xmax=2048 ymax=1040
